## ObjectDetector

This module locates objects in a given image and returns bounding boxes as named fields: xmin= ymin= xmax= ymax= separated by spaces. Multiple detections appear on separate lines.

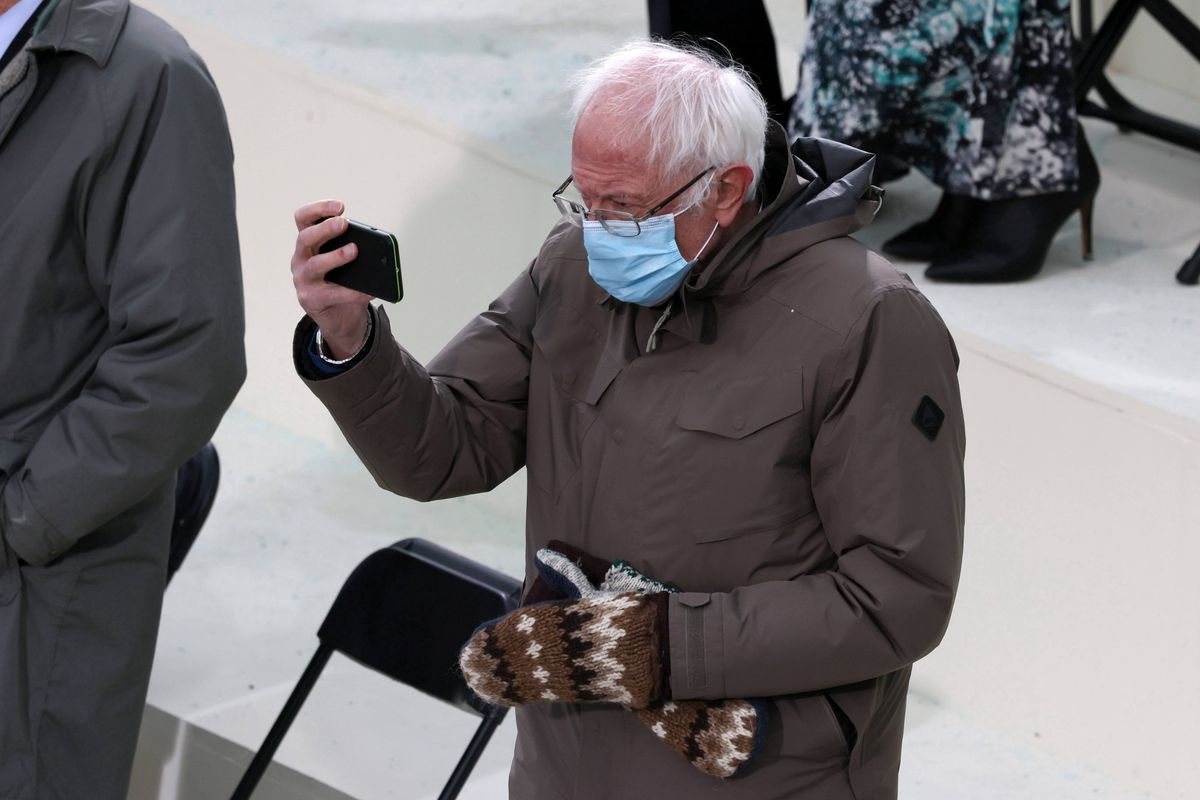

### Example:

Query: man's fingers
xmin=290 ymin=200 xmax=371 ymax=327
xmin=296 ymin=244 xmax=358 ymax=281
xmin=294 ymin=199 xmax=344 ymax=232
xmin=297 ymin=215 xmax=349 ymax=253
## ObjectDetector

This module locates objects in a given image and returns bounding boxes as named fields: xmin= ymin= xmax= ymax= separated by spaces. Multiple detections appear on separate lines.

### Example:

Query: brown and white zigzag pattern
xmin=636 ymin=698 xmax=761 ymax=779
xmin=459 ymin=593 xmax=662 ymax=709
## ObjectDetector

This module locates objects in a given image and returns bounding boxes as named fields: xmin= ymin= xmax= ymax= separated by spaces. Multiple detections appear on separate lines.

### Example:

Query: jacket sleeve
xmin=297 ymin=266 xmax=537 ymax=502
xmin=0 ymin=50 xmax=246 ymax=566
xmin=668 ymin=286 xmax=966 ymax=699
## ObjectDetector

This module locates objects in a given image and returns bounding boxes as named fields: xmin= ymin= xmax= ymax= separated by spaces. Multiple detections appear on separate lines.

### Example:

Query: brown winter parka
xmin=296 ymin=124 xmax=966 ymax=800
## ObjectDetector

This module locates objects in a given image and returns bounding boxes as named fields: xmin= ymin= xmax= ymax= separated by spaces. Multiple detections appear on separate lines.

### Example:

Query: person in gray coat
xmin=0 ymin=0 xmax=245 ymax=797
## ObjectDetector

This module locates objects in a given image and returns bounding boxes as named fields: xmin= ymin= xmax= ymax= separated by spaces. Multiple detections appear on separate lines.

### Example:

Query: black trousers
xmin=647 ymin=0 xmax=787 ymax=123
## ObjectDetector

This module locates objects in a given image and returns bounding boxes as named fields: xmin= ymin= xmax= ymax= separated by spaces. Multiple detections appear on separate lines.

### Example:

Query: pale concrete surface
xmin=145 ymin=0 xmax=806 ymax=180
xmin=130 ymin=706 xmax=357 ymax=800
xmin=128 ymin=2 xmax=1200 ymax=799
xmin=912 ymin=330 xmax=1200 ymax=800
xmin=152 ymin=0 xmax=1200 ymax=426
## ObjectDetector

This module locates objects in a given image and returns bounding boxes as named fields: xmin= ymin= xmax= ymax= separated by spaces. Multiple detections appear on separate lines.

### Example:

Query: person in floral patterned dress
xmin=790 ymin=0 xmax=1100 ymax=282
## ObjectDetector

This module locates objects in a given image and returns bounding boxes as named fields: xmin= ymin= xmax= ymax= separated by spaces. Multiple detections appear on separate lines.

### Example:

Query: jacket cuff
xmin=668 ymin=592 xmax=726 ymax=701
xmin=293 ymin=307 xmax=378 ymax=381
xmin=294 ymin=306 xmax=418 ymax=417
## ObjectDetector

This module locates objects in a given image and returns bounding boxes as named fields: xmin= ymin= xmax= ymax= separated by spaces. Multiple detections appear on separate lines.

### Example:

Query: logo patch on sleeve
xmin=912 ymin=395 xmax=945 ymax=441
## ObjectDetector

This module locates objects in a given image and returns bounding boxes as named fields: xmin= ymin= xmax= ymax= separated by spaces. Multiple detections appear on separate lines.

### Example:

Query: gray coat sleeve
xmin=0 ymin=48 xmax=246 ymax=566
xmin=298 ymin=267 xmax=537 ymax=502
xmin=669 ymin=287 xmax=966 ymax=699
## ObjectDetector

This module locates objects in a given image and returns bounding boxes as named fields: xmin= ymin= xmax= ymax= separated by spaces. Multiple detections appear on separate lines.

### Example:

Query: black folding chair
xmin=1074 ymin=0 xmax=1200 ymax=284
xmin=168 ymin=442 xmax=220 ymax=585
xmin=229 ymin=537 xmax=523 ymax=800
xmin=1179 ymin=243 xmax=1200 ymax=285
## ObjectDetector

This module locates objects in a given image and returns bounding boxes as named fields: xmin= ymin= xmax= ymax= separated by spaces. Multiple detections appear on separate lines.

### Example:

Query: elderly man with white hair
xmin=290 ymin=40 xmax=965 ymax=800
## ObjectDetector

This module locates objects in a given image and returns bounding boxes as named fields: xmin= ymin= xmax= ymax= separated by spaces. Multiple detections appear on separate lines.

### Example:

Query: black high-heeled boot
xmin=882 ymin=193 xmax=982 ymax=261
xmin=924 ymin=133 xmax=1100 ymax=283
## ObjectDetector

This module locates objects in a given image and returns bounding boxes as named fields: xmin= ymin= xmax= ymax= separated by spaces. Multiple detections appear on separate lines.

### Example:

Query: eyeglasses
xmin=552 ymin=166 xmax=716 ymax=237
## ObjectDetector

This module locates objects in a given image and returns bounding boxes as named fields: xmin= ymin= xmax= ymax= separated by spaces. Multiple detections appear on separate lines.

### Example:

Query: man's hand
xmin=460 ymin=593 xmax=668 ymax=709
xmin=291 ymin=200 xmax=372 ymax=359
xmin=522 ymin=542 xmax=767 ymax=780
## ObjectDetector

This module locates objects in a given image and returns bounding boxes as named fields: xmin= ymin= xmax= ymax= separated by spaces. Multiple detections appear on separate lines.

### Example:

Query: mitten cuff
xmin=525 ymin=539 xmax=612 ymax=603
xmin=655 ymin=592 xmax=671 ymax=699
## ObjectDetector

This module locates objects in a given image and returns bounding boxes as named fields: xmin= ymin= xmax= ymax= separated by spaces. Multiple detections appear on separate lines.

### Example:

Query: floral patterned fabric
xmin=788 ymin=0 xmax=1079 ymax=199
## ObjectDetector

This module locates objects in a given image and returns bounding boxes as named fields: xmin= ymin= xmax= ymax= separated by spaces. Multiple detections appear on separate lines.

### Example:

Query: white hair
xmin=569 ymin=40 xmax=769 ymax=204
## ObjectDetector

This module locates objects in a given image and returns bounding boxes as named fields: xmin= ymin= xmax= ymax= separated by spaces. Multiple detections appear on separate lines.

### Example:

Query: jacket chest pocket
xmin=526 ymin=303 xmax=621 ymax=498
xmin=673 ymin=368 xmax=815 ymax=543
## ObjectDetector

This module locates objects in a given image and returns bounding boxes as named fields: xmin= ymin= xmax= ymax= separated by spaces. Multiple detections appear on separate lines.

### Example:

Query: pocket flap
xmin=532 ymin=303 xmax=621 ymax=406
xmin=676 ymin=368 xmax=804 ymax=439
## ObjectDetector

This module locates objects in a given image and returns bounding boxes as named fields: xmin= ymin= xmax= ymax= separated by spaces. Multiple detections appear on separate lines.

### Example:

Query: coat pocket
xmin=526 ymin=302 xmax=622 ymax=497
xmin=672 ymin=368 xmax=814 ymax=543
xmin=533 ymin=304 xmax=621 ymax=407
xmin=676 ymin=368 xmax=805 ymax=439
xmin=772 ymin=692 xmax=851 ymax=762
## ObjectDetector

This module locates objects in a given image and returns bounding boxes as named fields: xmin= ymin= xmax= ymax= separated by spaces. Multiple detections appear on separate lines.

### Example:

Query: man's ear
xmin=712 ymin=163 xmax=755 ymax=226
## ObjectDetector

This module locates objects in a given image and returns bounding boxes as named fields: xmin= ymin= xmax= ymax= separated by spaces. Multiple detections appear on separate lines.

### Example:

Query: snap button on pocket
xmin=733 ymin=415 xmax=746 ymax=431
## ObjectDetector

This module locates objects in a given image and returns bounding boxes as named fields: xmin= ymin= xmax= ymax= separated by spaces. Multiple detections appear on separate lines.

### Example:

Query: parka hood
xmin=687 ymin=121 xmax=882 ymax=297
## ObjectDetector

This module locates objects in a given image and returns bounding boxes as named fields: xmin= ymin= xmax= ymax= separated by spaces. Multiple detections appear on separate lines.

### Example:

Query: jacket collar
xmin=684 ymin=121 xmax=880 ymax=299
xmin=28 ymin=0 xmax=128 ymax=67
xmin=683 ymin=121 xmax=805 ymax=298
xmin=662 ymin=297 xmax=709 ymax=345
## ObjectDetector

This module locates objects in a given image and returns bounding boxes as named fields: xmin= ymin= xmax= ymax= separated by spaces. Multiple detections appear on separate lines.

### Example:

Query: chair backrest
xmin=168 ymin=442 xmax=220 ymax=584
xmin=318 ymin=537 xmax=523 ymax=716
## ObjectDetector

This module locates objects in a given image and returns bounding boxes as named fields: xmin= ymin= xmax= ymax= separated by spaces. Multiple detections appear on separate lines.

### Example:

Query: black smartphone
xmin=318 ymin=219 xmax=403 ymax=303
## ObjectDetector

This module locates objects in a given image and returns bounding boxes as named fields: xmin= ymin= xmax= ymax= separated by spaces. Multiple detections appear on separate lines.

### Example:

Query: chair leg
xmin=229 ymin=645 xmax=334 ymax=800
xmin=1074 ymin=0 xmax=1142 ymax=103
xmin=437 ymin=706 xmax=508 ymax=800
xmin=167 ymin=443 xmax=221 ymax=586
xmin=1143 ymin=0 xmax=1200 ymax=61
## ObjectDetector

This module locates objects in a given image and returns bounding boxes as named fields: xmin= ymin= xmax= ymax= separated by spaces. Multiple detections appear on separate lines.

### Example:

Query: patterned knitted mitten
xmin=459 ymin=592 xmax=668 ymax=709
xmin=635 ymin=698 xmax=768 ymax=779
xmin=529 ymin=541 xmax=768 ymax=779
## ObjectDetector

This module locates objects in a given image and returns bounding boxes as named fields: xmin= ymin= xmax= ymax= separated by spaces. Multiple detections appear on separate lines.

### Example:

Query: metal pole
xmin=437 ymin=707 xmax=508 ymax=800
xmin=1074 ymin=0 xmax=1142 ymax=103
xmin=229 ymin=645 xmax=334 ymax=800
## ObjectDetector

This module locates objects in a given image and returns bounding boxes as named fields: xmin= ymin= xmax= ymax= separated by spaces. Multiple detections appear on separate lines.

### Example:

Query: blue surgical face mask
xmin=584 ymin=212 xmax=719 ymax=307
